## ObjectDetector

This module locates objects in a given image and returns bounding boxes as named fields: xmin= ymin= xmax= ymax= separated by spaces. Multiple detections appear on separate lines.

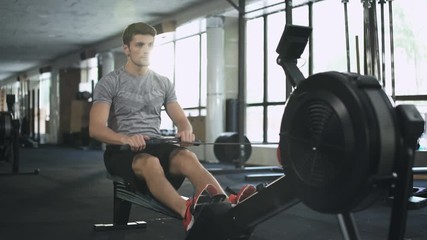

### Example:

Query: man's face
xmin=123 ymin=34 xmax=154 ymax=67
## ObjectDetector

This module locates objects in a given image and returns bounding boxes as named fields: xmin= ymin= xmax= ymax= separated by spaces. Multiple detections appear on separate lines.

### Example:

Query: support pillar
xmin=49 ymin=68 xmax=59 ymax=144
xmin=206 ymin=17 xmax=225 ymax=162
xmin=97 ymin=51 xmax=116 ymax=150
xmin=99 ymin=51 xmax=115 ymax=77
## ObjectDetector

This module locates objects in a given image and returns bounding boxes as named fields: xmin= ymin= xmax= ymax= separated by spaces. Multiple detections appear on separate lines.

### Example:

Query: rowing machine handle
xmin=118 ymin=138 xmax=201 ymax=151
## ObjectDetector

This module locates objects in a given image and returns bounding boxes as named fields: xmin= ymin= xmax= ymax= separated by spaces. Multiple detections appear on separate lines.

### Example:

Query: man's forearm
xmin=89 ymin=125 xmax=127 ymax=145
xmin=176 ymin=119 xmax=193 ymax=133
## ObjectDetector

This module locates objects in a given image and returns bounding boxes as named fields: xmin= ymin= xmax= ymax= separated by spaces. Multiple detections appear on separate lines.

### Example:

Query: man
xmin=89 ymin=22 xmax=255 ymax=233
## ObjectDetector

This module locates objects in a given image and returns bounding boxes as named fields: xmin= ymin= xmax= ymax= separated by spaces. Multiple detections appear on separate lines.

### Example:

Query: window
xmin=175 ymin=36 xmax=201 ymax=108
xmin=393 ymin=0 xmax=427 ymax=96
xmin=39 ymin=72 xmax=51 ymax=143
xmin=151 ymin=42 xmax=175 ymax=80
xmin=244 ymin=0 xmax=427 ymax=148
xmin=80 ymin=57 xmax=98 ymax=95
xmin=391 ymin=0 xmax=427 ymax=149
xmin=267 ymin=105 xmax=285 ymax=142
xmin=267 ymin=12 xmax=286 ymax=103
xmin=151 ymin=20 xmax=207 ymax=132
xmin=246 ymin=106 xmax=263 ymax=142
xmin=246 ymin=17 xmax=264 ymax=104
xmin=312 ymin=0 xmax=353 ymax=73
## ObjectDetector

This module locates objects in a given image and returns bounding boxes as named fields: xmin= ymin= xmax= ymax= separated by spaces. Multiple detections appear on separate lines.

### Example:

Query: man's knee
xmin=172 ymin=148 xmax=199 ymax=162
xmin=132 ymin=154 xmax=163 ymax=177
xmin=170 ymin=149 xmax=201 ymax=174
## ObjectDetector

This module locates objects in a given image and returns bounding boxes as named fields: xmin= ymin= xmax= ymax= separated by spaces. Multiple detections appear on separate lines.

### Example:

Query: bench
xmin=94 ymin=174 xmax=186 ymax=231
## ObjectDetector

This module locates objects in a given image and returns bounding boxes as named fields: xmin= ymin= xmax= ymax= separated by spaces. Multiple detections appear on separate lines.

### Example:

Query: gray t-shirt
xmin=93 ymin=67 xmax=177 ymax=137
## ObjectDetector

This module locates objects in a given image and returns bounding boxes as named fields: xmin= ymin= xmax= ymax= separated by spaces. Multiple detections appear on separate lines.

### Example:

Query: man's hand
xmin=176 ymin=131 xmax=195 ymax=147
xmin=122 ymin=134 xmax=150 ymax=151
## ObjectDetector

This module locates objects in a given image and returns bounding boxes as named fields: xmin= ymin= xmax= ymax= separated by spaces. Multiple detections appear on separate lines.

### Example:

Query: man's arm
xmin=89 ymin=102 xmax=148 ymax=150
xmin=165 ymin=101 xmax=195 ymax=144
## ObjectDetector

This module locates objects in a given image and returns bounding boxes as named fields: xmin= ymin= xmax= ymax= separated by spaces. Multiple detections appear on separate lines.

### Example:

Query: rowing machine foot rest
xmin=388 ymin=192 xmax=427 ymax=210
xmin=93 ymin=221 xmax=147 ymax=231
xmin=244 ymin=173 xmax=284 ymax=181
xmin=407 ymin=196 xmax=427 ymax=210
xmin=185 ymin=201 xmax=253 ymax=240
xmin=413 ymin=186 xmax=427 ymax=198
xmin=94 ymin=174 xmax=185 ymax=231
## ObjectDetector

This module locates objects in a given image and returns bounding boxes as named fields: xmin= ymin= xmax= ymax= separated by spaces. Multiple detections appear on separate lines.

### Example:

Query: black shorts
xmin=104 ymin=143 xmax=186 ymax=193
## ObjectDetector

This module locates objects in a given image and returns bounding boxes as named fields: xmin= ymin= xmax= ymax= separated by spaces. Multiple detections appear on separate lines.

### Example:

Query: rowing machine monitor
xmin=276 ymin=24 xmax=312 ymax=87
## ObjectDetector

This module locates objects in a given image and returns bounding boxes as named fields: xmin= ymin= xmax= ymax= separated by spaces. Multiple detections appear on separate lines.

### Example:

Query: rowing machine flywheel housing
xmin=279 ymin=71 xmax=399 ymax=214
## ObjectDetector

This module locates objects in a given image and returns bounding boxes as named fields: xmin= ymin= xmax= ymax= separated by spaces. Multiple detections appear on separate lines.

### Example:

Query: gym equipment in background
xmin=0 ymin=95 xmax=39 ymax=175
xmin=0 ymin=111 xmax=21 ymax=173
xmin=210 ymin=132 xmax=283 ymax=181
xmin=0 ymin=112 xmax=40 ymax=175
xmin=213 ymin=132 xmax=252 ymax=165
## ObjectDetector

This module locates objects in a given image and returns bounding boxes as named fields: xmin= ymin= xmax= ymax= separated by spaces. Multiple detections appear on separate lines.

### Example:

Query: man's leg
xmin=169 ymin=149 xmax=227 ymax=200
xmin=131 ymin=153 xmax=187 ymax=217
xmin=169 ymin=149 xmax=257 ymax=206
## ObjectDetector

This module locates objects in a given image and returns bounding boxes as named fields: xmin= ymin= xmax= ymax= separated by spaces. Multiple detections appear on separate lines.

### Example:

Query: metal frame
xmin=93 ymin=174 xmax=184 ymax=231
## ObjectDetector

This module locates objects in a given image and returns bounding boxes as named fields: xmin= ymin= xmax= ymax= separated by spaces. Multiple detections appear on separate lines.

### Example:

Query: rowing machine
xmin=184 ymin=25 xmax=425 ymax=240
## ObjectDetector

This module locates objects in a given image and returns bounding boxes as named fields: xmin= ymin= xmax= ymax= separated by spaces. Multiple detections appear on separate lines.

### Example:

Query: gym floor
xmin=0 ymin=145 xmax=426 ymax=240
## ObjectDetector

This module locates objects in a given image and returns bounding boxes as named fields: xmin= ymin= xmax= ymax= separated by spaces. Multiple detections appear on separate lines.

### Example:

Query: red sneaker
xmin=228 ymin=184 xmax=256 ymax=206
xmin=182 ymin=184 xmax=222 ymax=233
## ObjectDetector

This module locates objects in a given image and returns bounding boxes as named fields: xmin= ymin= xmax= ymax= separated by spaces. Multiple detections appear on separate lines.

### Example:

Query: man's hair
xmin=122 ymin=22 xmax=157 ymax=46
